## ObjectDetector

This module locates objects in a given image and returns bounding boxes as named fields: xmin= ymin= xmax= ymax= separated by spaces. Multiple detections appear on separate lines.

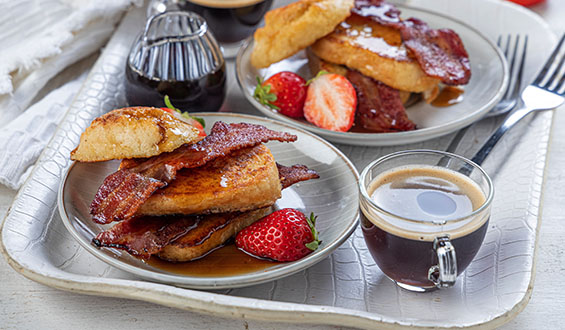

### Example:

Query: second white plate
xmin=236 ymin=5 xmax=508 ymax=146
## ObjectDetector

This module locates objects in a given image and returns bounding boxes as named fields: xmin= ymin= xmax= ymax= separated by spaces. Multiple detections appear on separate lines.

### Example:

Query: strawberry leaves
xmin=253 ymin=77 xmax=280 ymax=110
xmin=163 ymin=95 xmax=206 ymax=128
xmin=305 ymin=212 xmax=321 ymax=251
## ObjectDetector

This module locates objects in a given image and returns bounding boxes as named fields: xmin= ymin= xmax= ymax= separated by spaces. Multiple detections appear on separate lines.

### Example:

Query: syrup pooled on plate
xmin=146 ymin=243 xmax=278 ymax=277
xmin=431 ymin=86 xmax=464 ymax=107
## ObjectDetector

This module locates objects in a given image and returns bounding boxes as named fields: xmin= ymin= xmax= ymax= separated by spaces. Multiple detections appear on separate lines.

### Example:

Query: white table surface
xmin=1 ymin=1 xmax=564 ymax=329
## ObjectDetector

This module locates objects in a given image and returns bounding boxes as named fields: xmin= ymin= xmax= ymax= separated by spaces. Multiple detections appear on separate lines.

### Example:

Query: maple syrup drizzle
xmin=145 ymin=244 xmax=278 ymax=277
xmin=431 ymin=86 xmax=464 ymax=107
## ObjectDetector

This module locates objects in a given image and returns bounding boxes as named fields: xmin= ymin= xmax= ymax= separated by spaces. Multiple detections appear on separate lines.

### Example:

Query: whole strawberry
xmin=253 ymin=72 xmax=307 ymax=118
xmin=235 ymin=208 xmax=320 ymax=262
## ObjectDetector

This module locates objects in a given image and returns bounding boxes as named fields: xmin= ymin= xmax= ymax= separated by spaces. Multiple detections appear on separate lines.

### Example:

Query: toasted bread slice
xmin=306 ymin=47 xmax=349 ymax=76
xmin=157 ymin=207 xmax=272 ymax=262
xmin=251 ymin=0 xmax=354 ymax=68
xmin=310 ymin=15 xmax=440 ymax=93
xmin=70 ymin=107 xmax=202 ymax=162
xmin=306 ymin=48 xmax=412 ymax=104
xmin=135 ymin=144 xmax=281 ymax=217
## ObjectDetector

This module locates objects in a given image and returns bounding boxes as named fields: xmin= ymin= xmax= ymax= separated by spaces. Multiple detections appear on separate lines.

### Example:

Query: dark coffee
xmin=361 ymin=214 xmax=488 ymax=288
xmin=125 ymin=63 xmax=226 ymax=112
xmin=180 ymin=0 xmax=273 ymax=43
xmin=361 ymin=166 xmax=489 ymax=289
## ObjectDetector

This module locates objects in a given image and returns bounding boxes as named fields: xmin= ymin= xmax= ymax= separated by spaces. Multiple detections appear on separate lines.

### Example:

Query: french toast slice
xmin=251 ymin=0 xmax=354 ymax=68
xmin=71 ymin=107 xmax=202 ymax=162
xmin=157 ymin=207 xmax=272 ymax=262
xmin=306 ymin=47 xmax=412 ymax=104
xmin=135 ymin=144 xmax=281 ymax=217
xmin=310 ymin=14 xmax=440 ymax=93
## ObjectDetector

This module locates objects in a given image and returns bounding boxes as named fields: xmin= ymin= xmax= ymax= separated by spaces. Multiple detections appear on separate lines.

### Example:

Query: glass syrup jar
xmin=125 ymin=11 xmax=226 ymax=112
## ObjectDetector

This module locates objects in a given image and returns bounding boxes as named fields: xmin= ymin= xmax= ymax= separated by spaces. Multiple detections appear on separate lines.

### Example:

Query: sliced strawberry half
xmin=303 ymin=73 xmax=357 ymax=132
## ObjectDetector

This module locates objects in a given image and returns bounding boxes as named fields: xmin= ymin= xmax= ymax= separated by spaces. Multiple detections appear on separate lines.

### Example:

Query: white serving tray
xmin=0 ymin=1 xmax=556 ymax=328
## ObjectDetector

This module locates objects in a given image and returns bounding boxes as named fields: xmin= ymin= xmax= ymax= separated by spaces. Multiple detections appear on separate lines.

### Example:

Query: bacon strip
xmin=347 ymin=70 xmax=416 ymax=132
xmin=90 ymin=122 xmax=297 ymax=224
xmin=400 ymin=18 xmax=470 ymax=85
xmin=277 ymin=163 xmax=320 ymax=189
xmin=93 ymin=164 xmax=318 ymax=258
xmin=353 ymin=0 xmax=471 ymax=85
xmin=93 ymin=215 xmax=201 ymax=259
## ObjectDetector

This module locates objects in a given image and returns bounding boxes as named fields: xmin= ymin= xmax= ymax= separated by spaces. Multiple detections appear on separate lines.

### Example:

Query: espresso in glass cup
xmin=148 ymin=0 xmax=273 ymax=58
xmin=359 ymin=150 xmax=493 ymax=292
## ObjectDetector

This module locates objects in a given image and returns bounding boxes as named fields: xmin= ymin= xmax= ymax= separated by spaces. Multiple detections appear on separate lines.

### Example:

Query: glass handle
xmin=428 ymin=235 xmax=457 ymax=288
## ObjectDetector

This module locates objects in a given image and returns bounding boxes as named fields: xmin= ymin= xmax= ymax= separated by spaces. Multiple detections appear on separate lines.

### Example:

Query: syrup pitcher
xmin=125 ymin=11 xmax=226 ymax=112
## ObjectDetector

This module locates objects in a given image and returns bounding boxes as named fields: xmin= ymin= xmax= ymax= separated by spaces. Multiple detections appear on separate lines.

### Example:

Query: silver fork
xmin=460 ymin=33 xmax=565 ymax=174
xmin=445 ymin=35 xmax=528 ymax=153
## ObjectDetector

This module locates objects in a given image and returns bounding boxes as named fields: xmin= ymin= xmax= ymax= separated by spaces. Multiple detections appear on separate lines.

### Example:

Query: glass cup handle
xmin=428 ymin=235 xmax=457 ymax=288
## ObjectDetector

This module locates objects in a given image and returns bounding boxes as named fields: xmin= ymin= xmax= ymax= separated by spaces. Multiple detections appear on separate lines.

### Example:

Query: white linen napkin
xmin=0 ymin=0 xmax=140 ymax=189
xmin=0 ymin=73 xmax=87 ymax=189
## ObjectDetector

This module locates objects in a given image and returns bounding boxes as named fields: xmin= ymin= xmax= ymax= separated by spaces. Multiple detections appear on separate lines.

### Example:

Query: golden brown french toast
xmin=251 ymin=0 xmax=354 ymax=68
xmin=306 ymin=47 xmax=349 ymax=76
xmin=71 ymin=107 xmax=202 ymax=162
xmin=135 ymin=144 xmax=281 ymax=217
xmin=310 ymin=14 xmax=440 ymax=93
xmin=158 ymin=207 xmax=272 ymax=262
xmin=306 ymin=47 xmax=413 ymax=104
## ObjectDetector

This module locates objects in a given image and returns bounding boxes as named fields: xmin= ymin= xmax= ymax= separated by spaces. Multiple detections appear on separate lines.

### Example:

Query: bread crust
xmin=310 ymin=16 xmax=440 ymax=92
xmin=71 ymin=107 xmax=202 ymax=162
xmin=251 ymin=0 xmax=354 ymax=68
xmin=136 ymin=144 xmax=281 ymax=216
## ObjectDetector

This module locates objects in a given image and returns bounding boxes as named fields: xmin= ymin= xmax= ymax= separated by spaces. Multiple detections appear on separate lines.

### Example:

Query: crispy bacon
xmin=277 ymin=163 xmax=320 ymax=189
xmin=93 ymin=215 xmax=200 ymax=259
xmin=347 ymin=70 xmax=416 ymax=132
xmin=353 ymin=0 xmax=471 ymax=85
xmin=401 ymin=18 xmax=471 ymax=85
xmin=90 ymin=122 xmax=297 ymax=224
xmin=93 ymin=164 xmax=318 ymax=258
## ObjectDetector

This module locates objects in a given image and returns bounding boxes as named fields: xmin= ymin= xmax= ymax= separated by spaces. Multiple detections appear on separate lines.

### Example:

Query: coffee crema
xmin=363 ymin=165 xmax=488 ymax=242
xmin=187 ymin=0 xmax=266 ymax=8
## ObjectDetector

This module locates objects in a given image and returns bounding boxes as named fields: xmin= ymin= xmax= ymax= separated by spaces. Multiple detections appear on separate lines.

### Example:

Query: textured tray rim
xmin=0 ymin=0 xmax=557 ymax=328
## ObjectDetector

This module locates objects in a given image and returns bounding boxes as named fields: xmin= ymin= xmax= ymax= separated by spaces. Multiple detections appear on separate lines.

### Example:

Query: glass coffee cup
xmin=148 ymin=0 xmax=273 ymax=58
xmin=359 ymin=150 xmax=493 ymax=292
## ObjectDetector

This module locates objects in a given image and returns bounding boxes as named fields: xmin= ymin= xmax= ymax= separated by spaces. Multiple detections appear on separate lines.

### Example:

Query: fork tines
xmin=533 ymin=34 xmax=565 ymax=95
xmin=497 ymin=35 xmax=528 ymax=101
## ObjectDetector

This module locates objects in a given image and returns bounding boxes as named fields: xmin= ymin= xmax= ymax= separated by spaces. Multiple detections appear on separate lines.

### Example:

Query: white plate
xmin=57 ymin=113 xmax=359 ymax=289
xmin=236 ymin=5 xmax=508 ymax=146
